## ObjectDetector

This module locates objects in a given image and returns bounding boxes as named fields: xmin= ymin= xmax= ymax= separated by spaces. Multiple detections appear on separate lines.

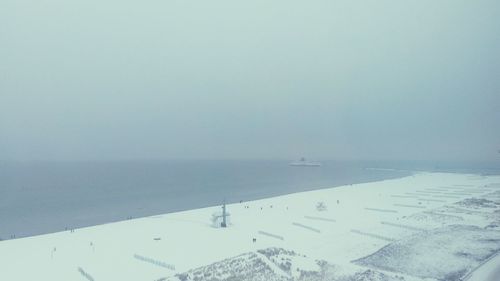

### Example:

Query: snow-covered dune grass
xmin=353 ymin=225 xmax=500 ymax=280
xmin=168 ymin=247 xmax=407 ymax=281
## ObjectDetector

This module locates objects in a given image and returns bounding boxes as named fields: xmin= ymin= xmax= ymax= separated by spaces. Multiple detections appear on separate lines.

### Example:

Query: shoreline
xmin=0 ymin=163 xmax=412 ymax=240
xmin=2 ymin=172 xmax=415 ymax=242
xmin=1 ymin=172 xmax=500 ymax=281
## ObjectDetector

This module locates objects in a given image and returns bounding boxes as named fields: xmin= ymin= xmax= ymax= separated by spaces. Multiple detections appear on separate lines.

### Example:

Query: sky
xmin=1 ymin=0 xmax=499 ymax=162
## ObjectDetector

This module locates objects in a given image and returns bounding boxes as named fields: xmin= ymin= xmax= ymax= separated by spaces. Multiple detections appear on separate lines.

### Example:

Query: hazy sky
xmin=1 ymin=0 xmax=499 ymax=161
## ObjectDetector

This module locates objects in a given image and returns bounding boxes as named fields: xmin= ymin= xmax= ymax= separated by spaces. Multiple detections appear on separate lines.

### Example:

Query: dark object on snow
xmin=221 ymin=201 xmax=228 ymax=227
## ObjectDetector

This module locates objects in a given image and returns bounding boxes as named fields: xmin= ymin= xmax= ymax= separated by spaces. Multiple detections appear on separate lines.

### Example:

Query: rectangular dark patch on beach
xmin=350 ymin=229 xmax=395 ymax=242
xmin=292 ymin=222 xmax=321 ymax=233
xmin=258 ymin=231 xmax=284 ymax=241
xmin=391 ymin=195 xmax=418 ymax=198
xmin=380 ymin=221 xmax=426 ymax=231
xmin=418 ymin=198 xmax=446 ymax=202
xmin=304 ymin=216 xmax=336 ymax=222
xmin=365 ymin=208 xmax=398 ymax=213
xmin=393 ymin=204 xmax=426 ymax=209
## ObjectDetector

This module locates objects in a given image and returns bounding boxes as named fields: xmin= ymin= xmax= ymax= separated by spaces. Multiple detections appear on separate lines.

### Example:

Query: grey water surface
xmin=0 ymin=160 xmax=413 ymax=239
xmin=1 ymin=159 xmax=499 ymax=239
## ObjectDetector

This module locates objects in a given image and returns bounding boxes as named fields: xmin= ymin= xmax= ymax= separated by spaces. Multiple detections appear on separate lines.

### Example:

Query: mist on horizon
xmin=1 ymin=0 xmax=499 ymax=162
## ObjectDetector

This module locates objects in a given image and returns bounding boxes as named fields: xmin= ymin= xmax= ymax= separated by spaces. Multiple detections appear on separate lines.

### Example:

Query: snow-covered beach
xmin=1 ymin=172 xmax=499 ymax=281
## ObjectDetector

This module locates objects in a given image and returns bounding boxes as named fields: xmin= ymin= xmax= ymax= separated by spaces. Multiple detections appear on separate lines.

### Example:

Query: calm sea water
xmin=0 ymin=160 xmax=498 ymax=239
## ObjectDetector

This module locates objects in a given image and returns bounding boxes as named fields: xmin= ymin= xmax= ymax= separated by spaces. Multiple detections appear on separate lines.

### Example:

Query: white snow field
xmin=1 ymin=172 xmax=499 ymax=281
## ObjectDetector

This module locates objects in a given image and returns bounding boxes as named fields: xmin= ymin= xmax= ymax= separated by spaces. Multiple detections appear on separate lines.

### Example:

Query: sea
xmin=1 ymin=159 xmax=499 ymax=239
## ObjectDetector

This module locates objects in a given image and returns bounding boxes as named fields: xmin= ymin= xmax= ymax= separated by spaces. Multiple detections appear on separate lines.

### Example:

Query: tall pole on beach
xmin=221 ymin=200 xmax=227 ymax=228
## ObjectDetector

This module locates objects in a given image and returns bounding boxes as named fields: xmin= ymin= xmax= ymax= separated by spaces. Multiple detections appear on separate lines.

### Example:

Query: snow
xmin=466 ymin=252 xmax=500 ymax=281
xmin=0 ymin=172 xmax=499 ymax=281
xmin=353 ymin=224 xmax=500 ymax=280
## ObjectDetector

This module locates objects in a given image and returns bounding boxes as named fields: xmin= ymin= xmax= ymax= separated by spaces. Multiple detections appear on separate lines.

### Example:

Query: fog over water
xmin=1 ymin=0 xmax=499 ymax=162
xmin=1 ymin=1 xmax=500 ymax=241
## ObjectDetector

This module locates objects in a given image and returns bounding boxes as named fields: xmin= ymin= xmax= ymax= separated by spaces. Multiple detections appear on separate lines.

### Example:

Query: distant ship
xmin=289 ymin=157 xmax=322 ymax=167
